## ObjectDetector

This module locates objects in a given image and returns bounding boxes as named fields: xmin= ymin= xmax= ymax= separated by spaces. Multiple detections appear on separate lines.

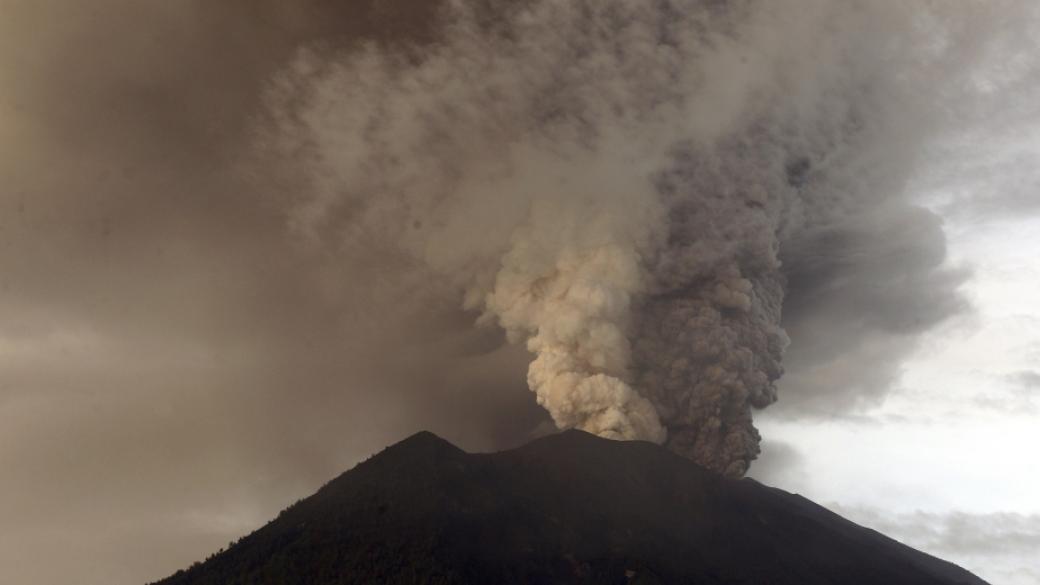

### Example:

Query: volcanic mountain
xmin=151 ymin=430 xmax=988 ymax=585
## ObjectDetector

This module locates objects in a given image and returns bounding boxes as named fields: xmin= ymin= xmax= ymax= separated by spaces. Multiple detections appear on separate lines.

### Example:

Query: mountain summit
xmin=152 ymin=430 xmax=987 ymax=585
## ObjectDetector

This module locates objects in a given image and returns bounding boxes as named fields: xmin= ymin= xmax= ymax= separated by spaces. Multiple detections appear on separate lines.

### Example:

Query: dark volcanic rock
xmin=151 ymin=430 xmax=988 ymax=585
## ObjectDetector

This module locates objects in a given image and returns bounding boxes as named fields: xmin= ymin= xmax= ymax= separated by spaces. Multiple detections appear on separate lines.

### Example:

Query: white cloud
xmin=832 ymin=506 xmax=1040 ymax=585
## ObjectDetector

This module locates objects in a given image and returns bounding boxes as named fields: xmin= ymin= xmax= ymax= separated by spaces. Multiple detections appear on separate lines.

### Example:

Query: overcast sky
xmin=752 ymin=211 xmax=1040 ymax=585
xmin=2 ymin=2 xmax=1038 ymax=585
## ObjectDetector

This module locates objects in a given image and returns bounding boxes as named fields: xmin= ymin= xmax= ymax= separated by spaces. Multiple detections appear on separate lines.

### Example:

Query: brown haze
xmin=1 ymin=3 xmax=545 ymax=583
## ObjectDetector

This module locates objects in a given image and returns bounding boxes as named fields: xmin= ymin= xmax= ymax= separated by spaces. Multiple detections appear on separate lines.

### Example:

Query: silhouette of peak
xmin=153 ymin=430 xmax=989 ymax=585
xmin=517 ymin=428 xmax=665 ymax=453
xmin=387 ymin=430 xmax=463 ymax=453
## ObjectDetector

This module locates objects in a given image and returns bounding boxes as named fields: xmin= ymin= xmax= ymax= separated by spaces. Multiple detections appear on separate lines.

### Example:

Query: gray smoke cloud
xmin=256 ymin=0 xmax=1020 ymax=475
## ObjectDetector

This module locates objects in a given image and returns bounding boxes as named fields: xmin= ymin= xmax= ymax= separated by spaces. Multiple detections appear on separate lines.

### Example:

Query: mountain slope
xmin=152 ymin=430 xmax=988 ymax=585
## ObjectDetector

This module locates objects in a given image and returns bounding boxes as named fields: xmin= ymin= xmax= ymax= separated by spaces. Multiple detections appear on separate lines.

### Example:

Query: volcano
xmin=151 ymin=430 xmax=987 ymax=585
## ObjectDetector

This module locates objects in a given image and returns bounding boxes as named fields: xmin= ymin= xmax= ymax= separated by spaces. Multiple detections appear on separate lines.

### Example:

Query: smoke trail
xmin=257 ymin=0 xmax=997 ymax=475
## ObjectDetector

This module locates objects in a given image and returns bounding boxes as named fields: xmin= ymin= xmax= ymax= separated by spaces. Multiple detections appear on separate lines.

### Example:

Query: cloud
xmin=745 ymin=439 xmax=811 ymax=492
xmin=966 ymin=370 xmax=1040 ymax=414
xmin=775 ymin=206 xmax=972 ymax=417
xmin=1007 ymin=370 xmax=1040 ymax=390
xmin=833 ymin=506 xmax=1040 ymax=585
xmin=255 ymin=0 xmax=1040 ymax=472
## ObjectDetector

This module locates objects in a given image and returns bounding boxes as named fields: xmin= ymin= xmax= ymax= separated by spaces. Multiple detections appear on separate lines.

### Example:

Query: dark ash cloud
xmin=774 ymin=206 xmax=972 ymax=417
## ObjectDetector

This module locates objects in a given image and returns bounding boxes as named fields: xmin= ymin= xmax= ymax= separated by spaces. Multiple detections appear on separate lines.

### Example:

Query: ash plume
xmin=256 ymin=0 xmax=1021 ymax=476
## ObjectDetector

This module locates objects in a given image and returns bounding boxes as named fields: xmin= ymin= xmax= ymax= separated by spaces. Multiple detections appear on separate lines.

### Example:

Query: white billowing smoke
xmin=258 ymin=0 xmax=1016 ymax=475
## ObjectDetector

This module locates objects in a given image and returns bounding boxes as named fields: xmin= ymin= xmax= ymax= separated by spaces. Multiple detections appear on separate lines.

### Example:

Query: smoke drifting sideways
xmin=251 ymin=0 xmax=1040 ymax=476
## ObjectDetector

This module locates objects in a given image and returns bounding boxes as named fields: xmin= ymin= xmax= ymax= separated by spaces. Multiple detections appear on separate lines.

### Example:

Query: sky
xmin=749 ymin=89 xmax=1040 ymax=584
xmin=1 ymin=1 xmax=1038 ymax=585
xmin=752 ymin=212 xmax=1040 ymax=585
